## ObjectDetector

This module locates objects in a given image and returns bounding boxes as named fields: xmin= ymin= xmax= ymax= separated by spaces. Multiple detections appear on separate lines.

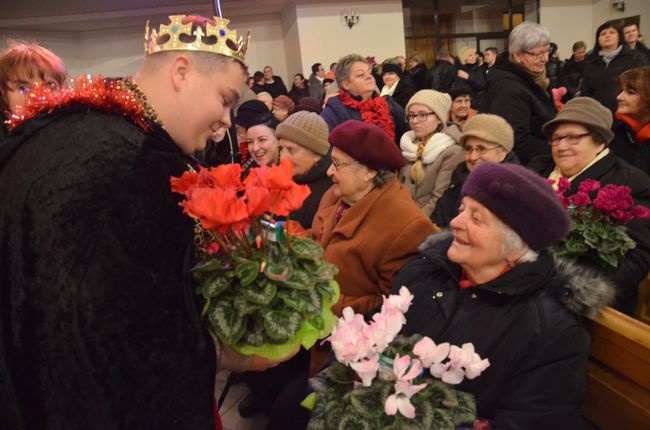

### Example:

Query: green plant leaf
xmin=324 ymin=401 xmax=344 ymax=430
xmin=262 ymin=308 xmax=303 ymax=341
xmin=209 ymin=299 xmax=246 ymax=344
xmin=307 ymin=315 xmax=325 ymax=331
xmin=290 ymin=235 xmax=325 ymax=260
xmin=278 ymin=289 xmax=321 ymax=313
xmin=282 ymin=269 xmax=316 ymax=291
xmin=264 ymin=260 xmax=292 ymax=282
xmin=240 ymin=280 xmax=277 ymax=305
xmin=199 ymin=274 xmax=231 ymax=299
xmin=350 ymin=386 xmax=381 ymax=419
xmin=337 ymin=412 xmax=372 ymax=430
xmin=233 ymin=292 xmax=261 ymax=315
xmin=235 ymin=260 xmax=260 ymax=286
xmin=327 ymin=361 xmax=356 ymax=384
xmin=452 ymin=390 xmax=477 ymax=426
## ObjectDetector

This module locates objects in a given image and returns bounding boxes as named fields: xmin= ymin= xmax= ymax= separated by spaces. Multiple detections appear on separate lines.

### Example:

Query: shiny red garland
xmin=6 ymin=75 xmax=152 ymax=132
xmin=338 ymin=90 xmax=395 ymax=141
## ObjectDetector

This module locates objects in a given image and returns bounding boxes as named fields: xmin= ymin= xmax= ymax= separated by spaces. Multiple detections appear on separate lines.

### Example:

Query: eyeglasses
xmin=406 ymin=112 xmax=437 ymax=123
xmin=550 ymin=133 xmax=591 ymax=146
xmin=522 ymin=49 xmax=550 ymax=60
xmin=462 ymin=145 xmax=500 ymax=155
xmin=331 ymin=158 xmax=357 ymax=170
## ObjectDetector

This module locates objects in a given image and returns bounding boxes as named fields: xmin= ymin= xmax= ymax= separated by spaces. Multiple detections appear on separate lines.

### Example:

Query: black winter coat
xmin=609 ymin=117 xmax=650 ymax=174
xmin=291 ymin=154 xmax=333 ymax=229
xmin=528 ymin=151 xmax=650 ymax=315
xmin=262 ymin=76 xmax=289 ymax=98
xmin=545 ymin=57 xmax=565 ymax=89
xmin=580 ymin=46 xmax=648 ymax=112
xmin=389 ymin=77 xmax=417 ymax=110
xmin=409 ymin=63 xmax=428 ymax=91
xmin=0 ymin=108 xmax=216 ymax=428
xmin=426 ymin=60 xmax=457 ymax=92
xmin=430 ymin=151 xmax=520 ymax=228
xmin=484 ymin=53 xmax=557 ymax=165
xmin=561 ymin=56 xmax=586 ymax=98
xmin=452 ymin=63 xmax=486 ymax=96
xmin=392 ymin=234 xmax=613 ymax=429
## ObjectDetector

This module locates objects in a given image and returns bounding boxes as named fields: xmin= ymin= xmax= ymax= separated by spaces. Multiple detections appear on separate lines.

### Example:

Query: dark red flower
xmin=632 ymin=205 xmax=650 ymax=220
xmin=593 ymin=184 xmax=633 ymax=216
xmin=577 ymin=178 xmax=601 ymax=194
xmin=570 ymin=191 xmax=591 ymax=207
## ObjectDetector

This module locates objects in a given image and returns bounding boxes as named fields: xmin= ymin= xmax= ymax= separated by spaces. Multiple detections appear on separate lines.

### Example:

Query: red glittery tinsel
xmin=5 ymin=75 xmax=152 ymax=132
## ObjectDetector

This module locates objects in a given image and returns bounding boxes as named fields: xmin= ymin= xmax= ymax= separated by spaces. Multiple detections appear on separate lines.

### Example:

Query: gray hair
xmin=500 ymin=221 xmax=538 ymax=265
xmin=508 ymin=22 xmax=551 ymax=53
xmin=371 ymin=169 xmax=395 ymax=188
xmin=335 ymin=54 xmax=369 ymax=88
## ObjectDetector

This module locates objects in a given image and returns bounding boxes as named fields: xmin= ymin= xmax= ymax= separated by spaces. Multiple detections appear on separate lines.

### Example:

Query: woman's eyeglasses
xmin=406 ymin=112 xmax=436 ymax=123
xmin=462 ymin=145 xmax=500 ymax=155
xmin=522 ymin=49 xmax=550 ymax=60
xmin=550 ymin=133 xmax=591 ymax=146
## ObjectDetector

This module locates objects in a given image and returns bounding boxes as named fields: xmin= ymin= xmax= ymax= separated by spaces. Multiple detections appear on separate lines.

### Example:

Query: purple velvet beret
xmin=461 ymin=163 xmax=571 ymax=251
xmin=328 ymin=120 xmax=406 ymax=171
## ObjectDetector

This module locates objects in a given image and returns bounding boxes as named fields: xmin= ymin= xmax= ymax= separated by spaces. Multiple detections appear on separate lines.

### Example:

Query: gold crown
xmin=144 ymin=15 xmax=250 ymax=63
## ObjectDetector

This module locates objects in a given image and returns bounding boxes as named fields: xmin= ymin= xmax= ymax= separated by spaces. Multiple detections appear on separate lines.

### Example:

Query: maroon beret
xmin=462 ymin=163 xmax=571 ymax=251
xmin=328 ymin=120 xmax=406 ymax=171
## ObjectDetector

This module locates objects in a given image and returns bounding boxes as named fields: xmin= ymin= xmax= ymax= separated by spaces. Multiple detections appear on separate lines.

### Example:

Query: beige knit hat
xmin=542 ymin=97 xmax=614 ymax=144
xmin=275 ymin=111 xmax=330 ymax=156
xmin=460 ymin=114 xmax=514 ymax=152
xmin=406 ymin=90 xmax=452 ymax=125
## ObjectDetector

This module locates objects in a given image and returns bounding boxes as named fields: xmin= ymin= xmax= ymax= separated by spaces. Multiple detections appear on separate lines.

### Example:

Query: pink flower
xmin=413 ymin=337 xmax=450 ymax=368
xmin=363 ymin=313 xmax=400 ymax=351
xmin=444 ymin=343 xmax=490 ymax=383
xmin=632 ymin=205 xmax=650 ymax=220
xmin=570 ymin=191 xmax=591 ymax=207
xmin=593 ymin=184 xmax=633 ymax=216
xmin=577 ymin=178 xmax=600 ymax=194
xmin=392 ymin=354 xmax=422 ymax=382
xmin=384 ymin=380 xmax=428 ymax=419
xmin=350 ymin=353 xmax=379 ymax=387
xmin=329 ymin=307 xmax=372 ymax=364
xmin=384 ymin=286 xmax=414 ymax=313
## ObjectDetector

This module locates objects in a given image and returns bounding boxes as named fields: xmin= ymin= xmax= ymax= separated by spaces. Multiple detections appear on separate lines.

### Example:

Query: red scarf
xmin=614 ymin=112 xmax=650 ymax=144
xmin=338 ymin=90 xmax=395 ymax=141
xmin=459 ymin=265 xmax=512 ymax=289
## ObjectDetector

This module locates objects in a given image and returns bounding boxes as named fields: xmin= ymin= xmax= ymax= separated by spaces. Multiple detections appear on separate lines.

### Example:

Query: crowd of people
xmin=0 ymin=13 xmax=649 ymax=430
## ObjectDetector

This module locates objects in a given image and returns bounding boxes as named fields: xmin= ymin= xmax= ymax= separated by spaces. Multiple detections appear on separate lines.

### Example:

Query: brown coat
xmin=399 ymin=144 xmax=465 ymax=217
xmin=312 ymin=178 xmax=436 ymax=317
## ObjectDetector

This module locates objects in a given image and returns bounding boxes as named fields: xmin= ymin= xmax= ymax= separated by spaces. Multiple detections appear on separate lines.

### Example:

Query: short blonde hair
xmin=457 ymin=47 xmax=476 ymax=65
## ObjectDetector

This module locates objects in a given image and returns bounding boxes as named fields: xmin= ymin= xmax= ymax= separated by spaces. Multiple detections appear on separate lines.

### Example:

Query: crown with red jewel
xmin=144 ymin=15 xmax=250 ymax=63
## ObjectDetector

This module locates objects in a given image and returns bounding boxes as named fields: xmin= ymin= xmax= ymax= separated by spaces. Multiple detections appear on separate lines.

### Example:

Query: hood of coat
xmin=417 ymin=231 xmax=615 ymax=318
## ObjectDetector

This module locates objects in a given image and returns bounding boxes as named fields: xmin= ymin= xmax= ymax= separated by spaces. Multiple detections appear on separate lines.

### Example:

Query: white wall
xmin=592 ymin=0 xmax=650 ymax=36
xmin=281 ymin=4 xmax=303 ymax=84
xmin=295 ymin=0 xmax=405 ymax=78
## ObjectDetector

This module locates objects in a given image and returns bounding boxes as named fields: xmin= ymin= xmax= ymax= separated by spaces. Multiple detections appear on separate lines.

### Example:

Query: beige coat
xmin=399 ymin=133 xmax=464 ymax=216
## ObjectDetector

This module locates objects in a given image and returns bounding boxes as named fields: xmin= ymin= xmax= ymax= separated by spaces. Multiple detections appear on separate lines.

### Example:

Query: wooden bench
xmin=583 ymin=307 xmax=650 ymax=429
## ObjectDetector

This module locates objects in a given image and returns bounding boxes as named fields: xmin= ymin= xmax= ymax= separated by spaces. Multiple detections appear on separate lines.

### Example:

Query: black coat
xmin=430 ymin=151 xmax=520 ymax=228
xmin=389 ymin=77 xmax=417 ymax=109
xmin=409 ymin=63 xmax=428 ymax=91
xmin=393 ymin=234 xmax=612 ymax=429
xmin=545 ymin=57 xmax=565 ymax=89
xmin=528 ymin=151 xmax=650 ymax=315
xmin=452 ymin=63 xmax=486 ymax=96
xmin=484 ymin=53 xmax=557 ymax=165
xmin=291 ymin=154 xmax=333 ymax=229
xmin=289 ymin=85 xmax=310 ymax=105
xmin=609 ymin=117 xmax=650 ymax=174
xmin=263 ymin=76 xmax=289 ymax=98
xmin=561 ymin=56 xmax=587 ymax=99
xmin=426 ymin=60 xmax=457 ymax=92
xmin=580 ymin=46 xmax=648 ymax=112
xmin=0 ymin=108 xmax=215 ymax=429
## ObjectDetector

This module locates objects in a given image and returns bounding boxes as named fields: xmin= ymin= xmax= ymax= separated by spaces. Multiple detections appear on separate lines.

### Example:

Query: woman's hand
xmin=457 ymin=70 xmax=470 ymax=80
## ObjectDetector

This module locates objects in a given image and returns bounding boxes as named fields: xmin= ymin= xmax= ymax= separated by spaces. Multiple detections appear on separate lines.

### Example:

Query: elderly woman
xmin=581 ymin=22 xmax=648 ymax=112
xmin=379 ymin=59 xmax=416 ymax=109
xmin=271 ymin=95 xmax=294 ymax=122
xmin=484 ymin=22 xmax=557 ymax=165
xmin=320 ymin=54 xmax=409 ymax=146
xmin=528 ymin=97 xmax=650 ymax=316
xmin=312 ymin=120 xmax=435 ymax=317
xmin=276 ymin=111 xmax=332 ymax=228
xmin=394 ymin=163 xmax=613 ymax=428
xmin=432 ymin=114 xmax=519 ymax=227
xmin=0 ymin=41 xmax=67 ymax=142
xmin=399 ymin=90 xmax=464 ymax=216
xmin=611 ymin=66 xmax=650 ymax=173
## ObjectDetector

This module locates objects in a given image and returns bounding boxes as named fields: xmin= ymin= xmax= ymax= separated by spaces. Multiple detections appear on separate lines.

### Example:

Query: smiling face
xmin=169 ymin=58 xmax=243 ymax=155
xmin=512 ymin=44 xmax=549 ymax=74
xmin=246 ymin=124 xmax=279 ymax=166
xmin=617 ymin=86 xmax=649 ymax=120
xmin=450 ymin=95 xmax=471 ymax=123
xmin=463 ymin=136 xmax=507 ymax=172
xmin=447 ymin=196 xmax=509 ymax=276
xmin=342 ymin=61 xmax=376 ymax=99
xmin=598 ymin=26 xmax=620 ymax=51
xmin=279 ymin=138 xmax=320 ymax=177
xmin=326 ymin=146 xmax=376 ymax=205
xmin=550 ymin=123 xmax=604 ymax=177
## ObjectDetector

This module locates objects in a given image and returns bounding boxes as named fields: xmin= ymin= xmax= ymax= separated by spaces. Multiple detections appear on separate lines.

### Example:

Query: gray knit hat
xmin=275 ymin=111 xmax=330 ymax=156
xmin=460 ymin=114 xmax=514 ymax=152
xmin=542 ymin=97 xmax=614 ymax=144
xmin=406 ymin=90 xmax=452 ymax=125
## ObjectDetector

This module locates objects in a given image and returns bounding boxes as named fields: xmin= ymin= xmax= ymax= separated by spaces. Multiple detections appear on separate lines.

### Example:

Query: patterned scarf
xmin=338 ymin=90 xmax=395 ymax=141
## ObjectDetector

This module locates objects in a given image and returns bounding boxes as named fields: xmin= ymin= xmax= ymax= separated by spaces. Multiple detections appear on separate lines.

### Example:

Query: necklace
xmin=122 ymin=78 xmax=164 ymax=129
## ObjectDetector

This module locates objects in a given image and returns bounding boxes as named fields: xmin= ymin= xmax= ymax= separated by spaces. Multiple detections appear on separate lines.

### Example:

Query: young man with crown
xmin=0 ymin=15 xmax=290 ymax=429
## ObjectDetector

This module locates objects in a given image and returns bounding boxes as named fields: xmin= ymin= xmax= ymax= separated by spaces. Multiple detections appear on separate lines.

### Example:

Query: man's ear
xmin=169 ymin=54 xmax=192 ymax=92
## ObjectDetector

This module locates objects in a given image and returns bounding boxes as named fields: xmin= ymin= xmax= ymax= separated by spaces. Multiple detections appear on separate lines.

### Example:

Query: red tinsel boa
xmin=614 ymin=112 xmax=650 ymax=144
xmin=5 ymin=75 xmax=153 ymax=132
xmin=338 ymin=90 xmax=395 ymax=141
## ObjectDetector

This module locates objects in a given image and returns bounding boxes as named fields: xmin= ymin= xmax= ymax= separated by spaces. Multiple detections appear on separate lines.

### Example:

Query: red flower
xmin=170 ymin=170 xmax=200 ymax=194
xmin=557 ymin=177 xmax=571 ymax=194
xmin=593 ymin=184 xmax=633 ymax=216
xmin=632 ymin=205 xmax=650 ymax=220
xmin=209 ymin=164 xmax=243 ymax=188
xmin=181 ymin=187 xmax=249 ymax=233
xmin=275 ymin=182 xmax=312 ymax=216
xmin=286 ymin=220 xmax=308 ymax=237
xmin=577 ymin=178 xmax=600 ymax=194
xmin=245 ymin=159 xmax=311 ymax=216
xmin=570 ymin=191 xmax=591 ymax=208
xmin=245 ymin=187 xmax=273 ymax=218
